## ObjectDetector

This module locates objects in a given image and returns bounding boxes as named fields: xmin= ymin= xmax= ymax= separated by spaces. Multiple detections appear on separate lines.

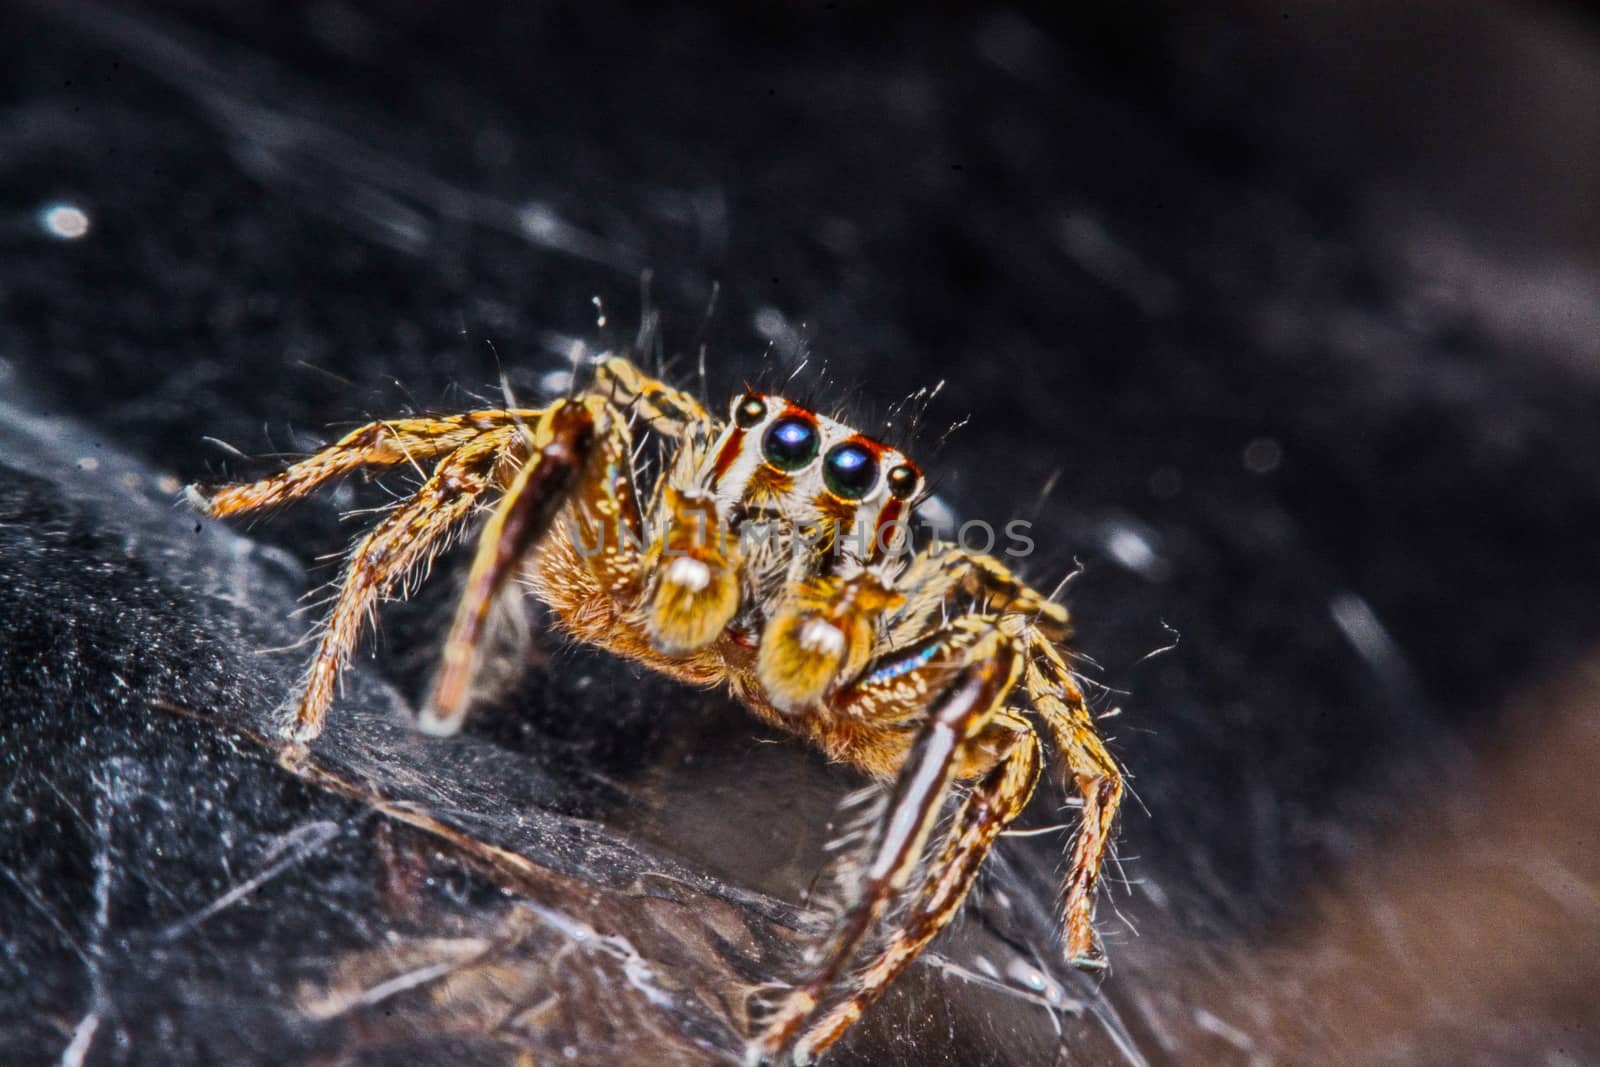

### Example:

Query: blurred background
xmin=2 ymin=2 xmax=1598 ymax=1064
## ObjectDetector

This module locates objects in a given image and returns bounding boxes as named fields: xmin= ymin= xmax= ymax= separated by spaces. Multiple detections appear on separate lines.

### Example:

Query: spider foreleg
xmin=952 ymin=550 xmax=1072 ymax=639
xmin=892 ymin=547 xmax=1072 ymax=646
xmin=560 ymin=399 xmax=649 ymax=598
xmin=420 ymin=400 xmax=600 ymax=733
xmin=791 ymin=711 xmax=1042 ymax=1062
xmin=186 ymin=410 xmax=538 ymax=518
xmin=750 ymin=627 xmax=1022 ymax=1062
xmin=285 ymin=425 xmax=522 ymax=741
xmin=593 ymin=355 xmax=712 ymax=436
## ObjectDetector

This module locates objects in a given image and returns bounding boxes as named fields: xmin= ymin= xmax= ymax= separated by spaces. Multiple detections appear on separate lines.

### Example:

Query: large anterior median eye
xmin=763 ymin=415 xmax=819 ymax=470
xmin=824 ymin=442 xmax=878 ymax=499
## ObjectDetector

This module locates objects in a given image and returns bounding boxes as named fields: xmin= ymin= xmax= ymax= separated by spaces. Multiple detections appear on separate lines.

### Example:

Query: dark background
xmin=3 ymin=2 xmax=1599 ymax=1064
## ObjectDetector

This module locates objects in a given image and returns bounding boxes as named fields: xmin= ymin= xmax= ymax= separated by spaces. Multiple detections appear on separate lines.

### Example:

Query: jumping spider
xmin=187 ymin=356 xmax=1125 ymax=1063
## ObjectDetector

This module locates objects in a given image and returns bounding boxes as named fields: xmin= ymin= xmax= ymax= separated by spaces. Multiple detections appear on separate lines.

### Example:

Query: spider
xmin=186 ymin=355 xmax=1125 ymax=1064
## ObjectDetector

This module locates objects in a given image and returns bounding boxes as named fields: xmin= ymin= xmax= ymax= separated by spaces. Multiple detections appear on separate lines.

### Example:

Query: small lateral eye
xmin=734 ymin=395 xmax=767 ymax=428
xmin=886 ymin=463 xmax=919 ymax=500
xmin=763 ymin=415 xmax=819 ymax=470
xmin=824 ymin=442 xmax=878 ymax=500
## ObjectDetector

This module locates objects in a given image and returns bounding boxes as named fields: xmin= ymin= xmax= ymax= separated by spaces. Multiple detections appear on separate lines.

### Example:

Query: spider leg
xmin=1026 ymin=631 xmax=1124 ymax=969
xmin=789 ymin=708 xmax=1042 ymax=1061
xmin=890 ymin=548 xmax=1119 ymax=966
xmin=593 ymin=355 xmax=712 ymax=436
xmin=286 ymin=425 xmax=523 ymax=741
xmin=186 ymin=410 xmax=538 ymax=518
xmin=951 ymin=551 xmax=1072 ymax=639
xmin=420 ymin=400 xmax=600 ymax=733
xmin=751 ymin=624 xmax=1023 ymax=1063
xmin=892 ymin=548 xmax=1072 ymax=646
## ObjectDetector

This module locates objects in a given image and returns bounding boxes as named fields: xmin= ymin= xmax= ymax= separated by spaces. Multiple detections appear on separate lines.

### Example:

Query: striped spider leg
xmin=187 ymin=356 xmax=1126 ymax=1063
xmin=185 ymin=357 xmax=696 ymax=740
xmin=745 ymin=554 xmax=1121 ymax=1064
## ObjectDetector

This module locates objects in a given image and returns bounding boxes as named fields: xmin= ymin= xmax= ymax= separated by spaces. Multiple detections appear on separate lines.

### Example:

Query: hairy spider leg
xmin=187 ymin=410 xmax=539 ymax=518
xmin=417 ymin=358 xmax=731 ymax=731
xmin=891 ymin=552 xmax=1119 ymax=965
xmin=950 ymin=551 xmax=1073 ymax=641
xmin=750 ymin=620 xmax=1022 ymax=1062
xmin=582 ymin=357 xmax=742 ymax=657
xmin=186 ymin=356 xmax=708 ymax=742
xmin=892 ymin=548 xmax=1073 ymax=646
xmin=791 ymin=708 xmax=1042 ymax=1062
xmin=291 ymin=425 xmax=523 ymax=740
xmin=593 ymin=355 xmax=712 ymax=436
xmin=421 ymin=400 xmax=604 ymax=733
xmin=1026 ymin=629 xmax=1124 ymax=968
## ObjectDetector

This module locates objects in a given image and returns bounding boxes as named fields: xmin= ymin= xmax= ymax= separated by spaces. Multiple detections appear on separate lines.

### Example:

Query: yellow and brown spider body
xmin=188 ymin=356 xmax=1125 ymax=1063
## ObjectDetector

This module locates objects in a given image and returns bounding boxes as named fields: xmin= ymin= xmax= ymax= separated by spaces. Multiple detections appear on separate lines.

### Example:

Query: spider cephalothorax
xmin=188 ymin=356 xmax=1125 ymax=1063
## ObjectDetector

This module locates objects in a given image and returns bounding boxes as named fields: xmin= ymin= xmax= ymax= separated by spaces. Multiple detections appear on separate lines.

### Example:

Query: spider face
xmin=708 ymin=392 xmax=923 ymax=568
xmin=187 ymin=355 xmax=1123 ymax=1065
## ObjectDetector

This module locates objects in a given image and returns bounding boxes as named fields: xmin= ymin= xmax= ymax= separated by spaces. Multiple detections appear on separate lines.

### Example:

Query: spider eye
xmin=734 ymin=395 xmax=767 ymax=428
xmin=763 ymin=415 xmax=819 ymax=470
xmin=886 ymin=463 xmax=918 ymax=500
xmin=824 ymin=443 xmax=878 ymax=500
